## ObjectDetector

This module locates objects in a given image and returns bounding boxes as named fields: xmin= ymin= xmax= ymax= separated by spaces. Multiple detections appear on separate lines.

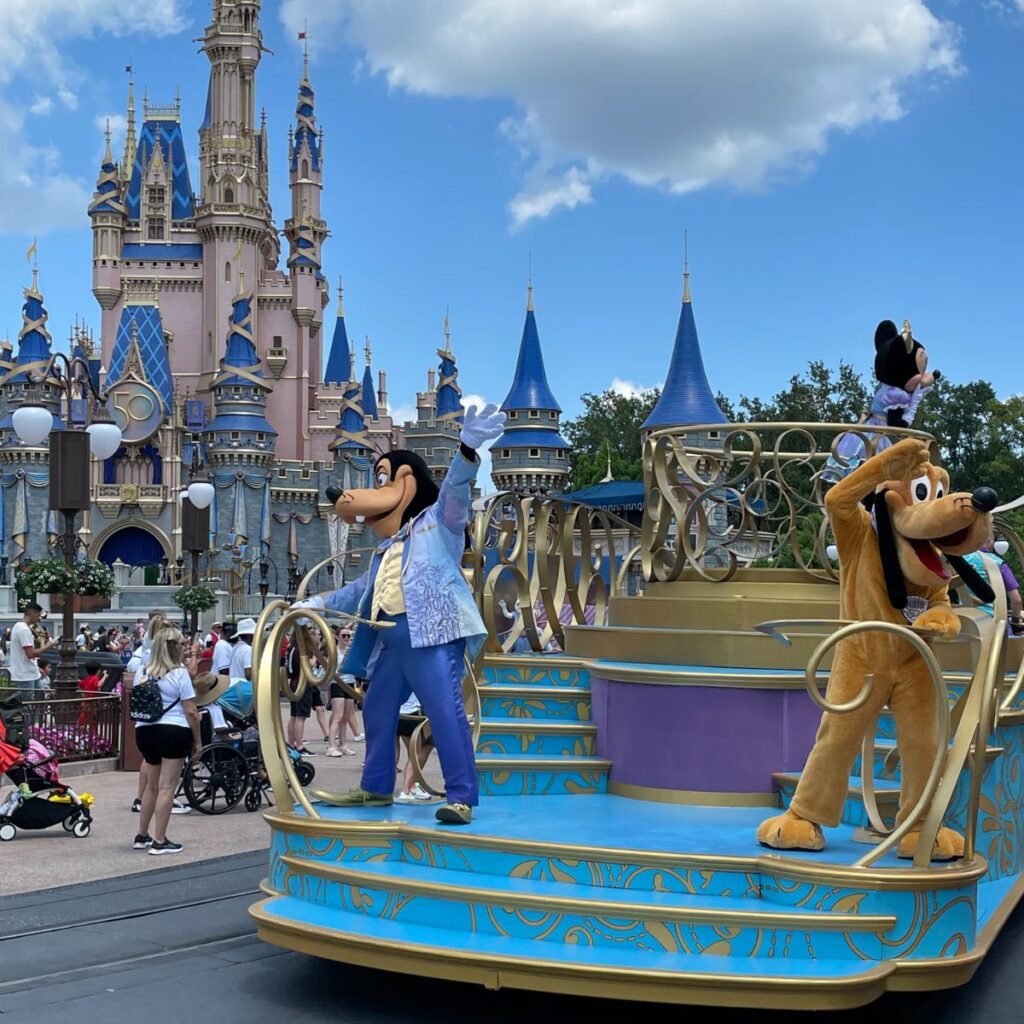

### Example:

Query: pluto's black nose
xmin=972 ymin=487 xmax=998 ymax=513
xmin=325 ymin=485 xmax=343 ymax=505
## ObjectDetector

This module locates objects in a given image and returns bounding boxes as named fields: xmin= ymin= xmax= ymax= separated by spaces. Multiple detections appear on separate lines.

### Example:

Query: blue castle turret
xmin=404 ymin=312 xmax=465 ymax=485
xmin=642 ymin=265 xmax=726 ymax=433
xmin=323 ymin=279 xmax=351 ymax=387
xmin=490 ymin=283 xmax=570 ymax=495
xmin=0 ymin=266 xmax=62 ymax=564
xmin=361 ymin=337 xmax=379 ymax=420
xmin=206 ymin=277 xmax=277 ymax=465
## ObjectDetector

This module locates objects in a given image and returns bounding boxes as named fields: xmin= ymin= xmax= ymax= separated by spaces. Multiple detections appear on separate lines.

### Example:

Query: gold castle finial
xmin=527 ymin=252 xmax=534 ymax=311
xmin=337 ymin=276 xmax=344 ymax=317
xmin=364 ymin=335 xmax=372 ymax=367
xmin=682 ymin=229 xmax=691 ymax=303
xmin=26 ymin=238 xmax=38 ymax=293
xmin=443 ymin=307 xmax=452 ymax=353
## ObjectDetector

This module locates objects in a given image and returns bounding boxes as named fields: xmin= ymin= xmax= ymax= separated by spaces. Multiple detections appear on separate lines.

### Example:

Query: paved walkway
xmin=1 ymin=733 xmax=445 ymax=897
xmin=1 ymin=852 xmax=1022 ymax=1023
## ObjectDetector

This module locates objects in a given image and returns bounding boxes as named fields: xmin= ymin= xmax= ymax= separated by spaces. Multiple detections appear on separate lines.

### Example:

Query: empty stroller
xmin=0 ymin=710 xmax=93 ymax=842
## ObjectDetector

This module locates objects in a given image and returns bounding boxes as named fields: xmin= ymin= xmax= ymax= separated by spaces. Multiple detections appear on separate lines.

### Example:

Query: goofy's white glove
xmin=292 ymin=596 xmax=325 ymax=627
xmin=460 ymin=403 xmax=506 ymax=450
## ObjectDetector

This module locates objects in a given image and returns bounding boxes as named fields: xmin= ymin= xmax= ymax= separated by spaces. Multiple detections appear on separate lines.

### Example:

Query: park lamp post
xmin=180 ymin=441 xmax=213 ymax=636
xmin=13 ymin=355 xmax=122 ymax=690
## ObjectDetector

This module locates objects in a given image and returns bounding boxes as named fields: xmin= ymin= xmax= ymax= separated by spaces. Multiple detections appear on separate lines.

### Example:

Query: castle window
xmin=224 ymin=186 xmax=235 ymax=204
xmin=231 ymin=432 xmax=240 ymax=440
xmin=148 ymin=186 xmax=165 ymax=207
xmin=502 ymin=450 xmax=510 ymax=459
xmin=529 ymin=448 xmax=540 ymax=459
xmin=556 ymin=450 xmax=565 ymax=459
xmin=225 ymin=260 xmax=231 ymax=282
xmin=147 ymin=218 xmax=165 ymax=240
xmin=508 ymin=410 xmax=518 ymax=419
xmin=273 ymin=335 xmax=282 ymax=347
xmin=233 ymin=387 xmax=241 ymax=397
xmin=301 ymin=159 xmax=309 ymax=179
xmin=529 ymin=409 xmax=540 ymax=419
xmin=708 ymin=430 xmax=721 ymax=440
xmin=257 ymin=433 xmax=265 ymax=441
xmin=549 ymin=411 xmax=557 ymax=419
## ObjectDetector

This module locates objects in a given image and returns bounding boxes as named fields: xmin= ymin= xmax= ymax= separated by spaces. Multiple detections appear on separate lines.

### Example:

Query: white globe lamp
xmin=86 ymin=420 xmax=122 ymax=460
xmin=188 ymin=480 xmax=215 ymax=509
xmin=12 ymin=403 xmax=53 ymax=446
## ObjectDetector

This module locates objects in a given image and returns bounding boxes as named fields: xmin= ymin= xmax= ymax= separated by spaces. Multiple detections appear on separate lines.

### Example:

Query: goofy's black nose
xmin=972 ymin=487 xmax=998 ymax=513
xmin=325 ymin=485 xmax=343 ymax=505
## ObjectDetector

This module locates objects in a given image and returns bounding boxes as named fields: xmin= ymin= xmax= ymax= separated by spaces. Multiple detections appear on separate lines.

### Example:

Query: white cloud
xmin=0 ymin=0 xmax=187 ymax=235
xmin=610 ymin=378 xmax=657 ymax=400
xmin=389 ymin=403 xmax=418 ymax=426
xmin=281 ymin=0 xmax=960 ymax=226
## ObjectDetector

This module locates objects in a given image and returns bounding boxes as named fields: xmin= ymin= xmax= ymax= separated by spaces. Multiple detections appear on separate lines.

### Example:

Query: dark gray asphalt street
xmin=2 ymin=854 xmax=1022 ymax=1023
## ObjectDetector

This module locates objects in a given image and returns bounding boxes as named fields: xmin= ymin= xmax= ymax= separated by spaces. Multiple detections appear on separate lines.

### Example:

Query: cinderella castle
xmin=0 ymin=0 xmax=725 ymax=591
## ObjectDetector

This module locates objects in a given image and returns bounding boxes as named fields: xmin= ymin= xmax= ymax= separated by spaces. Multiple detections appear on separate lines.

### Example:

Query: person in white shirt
xmin=211 ymin=622 xmax=236 ymax=675
xmin=132 ymin=625 xmax=202 ymax=856
xmin=9 ymin=603 xmax=56 ymax=698
xmin=228 ymin=618 xmax=256 ymax=680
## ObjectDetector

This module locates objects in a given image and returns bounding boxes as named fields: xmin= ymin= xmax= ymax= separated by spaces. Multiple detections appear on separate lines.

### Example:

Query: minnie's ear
xmin=874 ymin=489 xmax=908 ymax=610
xmin=875 ymin=320 xmax=898 ymax=351
xmin=945 ymin=554 xmax=997 ymax=605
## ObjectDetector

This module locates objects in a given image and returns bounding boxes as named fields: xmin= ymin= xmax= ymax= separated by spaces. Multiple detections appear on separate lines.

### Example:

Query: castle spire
xmin=122 ymin=65 xmax=137 ymax=179
xmin=642 ymin=256 xmax=726 ymax=432
xmin=361 ymin=335 xmax=378 ymax=419
xmin=323 ymin=276 xmax=351 ymax=386
xmin=436 ymin=312 xmax=463 ymax=426
xmin=526 ymin=253 xmax=534 ymax=312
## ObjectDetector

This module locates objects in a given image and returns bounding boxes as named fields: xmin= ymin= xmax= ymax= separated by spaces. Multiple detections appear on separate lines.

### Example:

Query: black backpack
xmin=129 ymin=674 xmax=181 ymax=724
xmin=0 ymin=695 xmax=29 ymax=750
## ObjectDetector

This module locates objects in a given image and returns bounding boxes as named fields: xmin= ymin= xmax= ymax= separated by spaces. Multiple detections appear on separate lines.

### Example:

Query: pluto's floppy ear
xmin=874 ymin=489 xmax=908 ymax=610
xmin=875 ymin=320 xmax=899 ymax=351
xmin=945 ymin=554 xmax=997 ymax=605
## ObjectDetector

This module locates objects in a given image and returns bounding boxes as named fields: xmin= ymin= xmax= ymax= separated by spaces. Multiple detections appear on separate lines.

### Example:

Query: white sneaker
xmin=352 ymin=733 xmax=365 ymax=742
xmin=395 ymin=790 xmax=417 ymax=804
xmin=170 ymin=801 xmax=191 ymax=815
xmin=411 ymin=784 xmax=434 ymax=802
xmin=325 ymin=746 xmax=343 ymax=758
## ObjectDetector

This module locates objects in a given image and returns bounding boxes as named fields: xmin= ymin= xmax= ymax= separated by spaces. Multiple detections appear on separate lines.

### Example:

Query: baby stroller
xmin=0 ymin=709 xmax=93 ymax=842
xmin=180 ymin=679 xmax=315 ymax=815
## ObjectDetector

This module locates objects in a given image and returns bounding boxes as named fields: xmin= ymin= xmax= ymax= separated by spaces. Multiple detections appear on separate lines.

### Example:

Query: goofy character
xmin=297 ymin=404 xmax=505 ymax=825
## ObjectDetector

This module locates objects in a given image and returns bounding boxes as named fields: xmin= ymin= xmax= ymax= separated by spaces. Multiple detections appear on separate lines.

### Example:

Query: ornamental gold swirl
xmin=641 ymin=422 xmax=936 ymax=581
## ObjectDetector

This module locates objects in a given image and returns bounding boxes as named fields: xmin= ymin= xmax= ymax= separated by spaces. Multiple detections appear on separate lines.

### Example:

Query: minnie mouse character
xmin=824 ymin=320 xmax=940 ymax=483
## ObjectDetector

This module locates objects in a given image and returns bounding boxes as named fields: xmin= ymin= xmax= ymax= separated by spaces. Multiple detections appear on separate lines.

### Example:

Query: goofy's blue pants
xmin=359 ymin=614 xmax=478 ymax=806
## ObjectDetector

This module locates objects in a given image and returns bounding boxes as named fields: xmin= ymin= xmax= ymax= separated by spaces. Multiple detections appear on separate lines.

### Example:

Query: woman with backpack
xmin=132 ymin=626 xmax=201 ymax=855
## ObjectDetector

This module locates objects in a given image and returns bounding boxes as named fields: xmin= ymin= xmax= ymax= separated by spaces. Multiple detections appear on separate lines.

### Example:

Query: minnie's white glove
xmin=292 ymin=596 xmax=325 ymax=627
xmin=460 ymin=403 xmax=506 ymax=449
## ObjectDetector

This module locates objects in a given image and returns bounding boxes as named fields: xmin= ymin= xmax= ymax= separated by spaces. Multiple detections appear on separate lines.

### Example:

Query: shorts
xmin=397 ymin=714 xmax=433 ymax=744
xmin=135 ymin=723 xmax=193 ymax=765
xmin=289 ymin=685 xmax=324 ymax=718
xmin=329 ymin=681 xmax=346 ymax=702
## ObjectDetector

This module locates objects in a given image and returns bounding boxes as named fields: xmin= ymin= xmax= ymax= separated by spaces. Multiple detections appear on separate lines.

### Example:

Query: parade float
xmin=246 ymin=411 xmax=1024 ymax=1010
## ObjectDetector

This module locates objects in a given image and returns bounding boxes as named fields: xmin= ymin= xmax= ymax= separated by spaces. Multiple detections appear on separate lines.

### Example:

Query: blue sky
xmin=0 ymin=0 xmax=1021 ymax=426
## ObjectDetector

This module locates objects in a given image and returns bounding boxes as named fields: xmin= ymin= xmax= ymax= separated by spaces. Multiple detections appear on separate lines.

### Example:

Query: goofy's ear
xmin=945 ymin=554 xmax=997 ymax=606
xmin=874 ymin=489 xmax=908 ymax=610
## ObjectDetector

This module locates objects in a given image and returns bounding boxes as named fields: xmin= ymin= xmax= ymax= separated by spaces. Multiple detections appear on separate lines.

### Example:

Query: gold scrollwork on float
xmin=641 ymin=422 xmax=936 ymax=583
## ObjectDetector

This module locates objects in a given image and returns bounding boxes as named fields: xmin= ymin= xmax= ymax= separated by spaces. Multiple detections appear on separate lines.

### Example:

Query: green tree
xmin=562 ymin=388 xmax=660 ymax=490
xmin=737 ymin=360 xmax=870 ymax=424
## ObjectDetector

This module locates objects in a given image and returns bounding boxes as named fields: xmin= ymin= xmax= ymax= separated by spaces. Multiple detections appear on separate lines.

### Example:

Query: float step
xmin=774 ymin=772 xmax=899 ymax=830
xmin=477 ymin=720 xmax=597 ymax=756
xmin=253 ymin=895 xmax=896 ymax=1009
xmin=479 ymin=685 xmax=592 ymax=723
xmin=476 ymin=754 xmax=610 ymax=796
xmin=277 ymin=854 xmax=895 ymax=958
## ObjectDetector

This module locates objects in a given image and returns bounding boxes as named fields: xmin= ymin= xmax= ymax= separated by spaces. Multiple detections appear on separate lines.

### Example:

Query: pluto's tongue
xmin=911 ymin=538 xmax=950 ymax=579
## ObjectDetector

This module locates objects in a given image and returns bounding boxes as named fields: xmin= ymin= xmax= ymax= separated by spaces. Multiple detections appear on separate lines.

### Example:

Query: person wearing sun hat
xmin=192 ymin=671 xmax=234 ymax=744
xmin=229 ymin=618 xmax=257 ymax=681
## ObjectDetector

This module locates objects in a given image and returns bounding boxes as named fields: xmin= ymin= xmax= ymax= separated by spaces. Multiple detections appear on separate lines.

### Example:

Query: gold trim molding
xmin=607 ymin=780 xmax=780 ymax=807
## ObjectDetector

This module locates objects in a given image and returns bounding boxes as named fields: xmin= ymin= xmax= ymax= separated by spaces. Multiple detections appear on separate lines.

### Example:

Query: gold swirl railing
xmin=642 ymin=421 xmax=935 ymax=583
xmin=465 ymin=493 xmax=642 ymax=653
xmin=759 ymin=554 xmax=1009 ymax=869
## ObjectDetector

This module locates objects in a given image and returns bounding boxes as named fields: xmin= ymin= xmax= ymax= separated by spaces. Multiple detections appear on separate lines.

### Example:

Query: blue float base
xmin=253 ymin=792 xmax=1021 ymax=1009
